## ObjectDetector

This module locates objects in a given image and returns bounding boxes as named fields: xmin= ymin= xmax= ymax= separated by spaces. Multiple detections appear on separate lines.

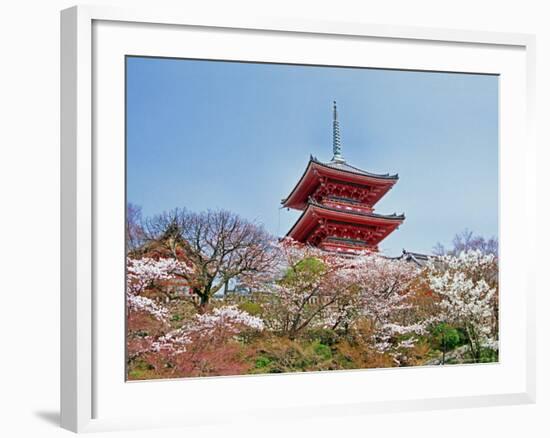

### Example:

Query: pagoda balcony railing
xmin=322 ymin=199 xmax=373 ymax=214
xmin=325 ymin=195 xmax=364 ymax=205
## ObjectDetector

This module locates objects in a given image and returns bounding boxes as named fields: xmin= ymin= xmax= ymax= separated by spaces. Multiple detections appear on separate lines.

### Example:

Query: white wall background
xmin=0 ymin=1 xmax=547 ymax=437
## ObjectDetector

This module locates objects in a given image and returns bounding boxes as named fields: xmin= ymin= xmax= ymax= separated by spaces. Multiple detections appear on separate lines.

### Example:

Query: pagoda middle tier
xmin=282 ymin=156 xmax=404 ymax=253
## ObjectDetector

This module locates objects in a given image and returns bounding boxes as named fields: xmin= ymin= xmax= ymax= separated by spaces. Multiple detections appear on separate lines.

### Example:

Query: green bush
xmin=238 ymin=301 xmax=263 ymax=316
xmin=312 ymin=342 xmax=332 ymax=360
xmin=250 ymin=337 xmax=338 ymax=373
xmin=456 ymin=327 xmax=469 ymax=346
xmin=254 ymin=356 xmax=272 ymax=369
xmin=430 ymin=323 xmax=460 ymax=352
xmin=304 ymin=328 xmax=339 ymax=346
xmin=478 ymin=347 xmax=499 ymax=363
xmin=283 ymin=257 xmax=326 ymax=284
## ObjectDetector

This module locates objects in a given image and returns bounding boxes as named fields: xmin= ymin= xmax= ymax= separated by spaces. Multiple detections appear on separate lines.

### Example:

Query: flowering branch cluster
xmin=340 ymin=252 xmax=427 ymax=357
xmin=246 ymin=240 xmax=426 ymax=359
xmin=152 ymin=305 xmax=264 ymax=353
xmin=126 ymin=257 xmax=192 ymax=321
xmin=247 ymin=239 xmax=360 ymax=337
xmin=426 ymin=250 xmax=498 ymax=357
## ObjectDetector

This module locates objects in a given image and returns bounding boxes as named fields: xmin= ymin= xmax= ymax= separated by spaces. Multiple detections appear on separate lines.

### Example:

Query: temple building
xmin=282 ymin=102 xmax=405 ymax=254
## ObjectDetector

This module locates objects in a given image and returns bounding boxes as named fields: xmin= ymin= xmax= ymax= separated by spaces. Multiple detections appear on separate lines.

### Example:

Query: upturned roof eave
xmin=285 ymin=200 xmax=405 ymax=240
xmin=281 ymin=158 xmax=315 ymax=208
xmin=310 ymin=156 xmax=399 ymax=181
xmin=282 ymin=156 xmax=399 ymax=209
xmin=307 ymin=199 xmax=405 ymax=222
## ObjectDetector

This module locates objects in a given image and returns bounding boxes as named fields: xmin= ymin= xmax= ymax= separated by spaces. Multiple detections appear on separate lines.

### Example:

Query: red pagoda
xmin=282 ymin=102 xmax=404 ymax=254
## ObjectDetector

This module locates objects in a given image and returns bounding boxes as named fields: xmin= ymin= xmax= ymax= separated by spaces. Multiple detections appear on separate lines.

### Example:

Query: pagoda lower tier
xmin=286 ymin=200 xmax=405 ymax=253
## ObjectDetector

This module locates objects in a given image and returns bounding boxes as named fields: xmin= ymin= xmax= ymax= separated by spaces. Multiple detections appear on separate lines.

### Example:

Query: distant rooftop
xmin=389 ymin=250 xmax=431 ymax=267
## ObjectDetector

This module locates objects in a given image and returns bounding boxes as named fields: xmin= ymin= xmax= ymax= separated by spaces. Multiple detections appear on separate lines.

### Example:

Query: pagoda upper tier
xmin=281 ymin=155 xmax=399 ymax=212
xmin=282 ymin=101 xmax=404 ymax=253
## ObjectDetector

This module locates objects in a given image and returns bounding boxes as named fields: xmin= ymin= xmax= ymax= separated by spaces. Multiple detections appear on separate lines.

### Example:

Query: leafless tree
xmin=433 ymin=229 xmax=498 ymax=257
xmin=126 ymin=203 xmax=146 ymax=254
xmin=144 ymin=208 xmax=277 ymax=309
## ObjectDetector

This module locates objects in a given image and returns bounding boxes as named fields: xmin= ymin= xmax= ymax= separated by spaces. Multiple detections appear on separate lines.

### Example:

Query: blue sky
xmin=126 ymin=57 xmax=498 ymax=256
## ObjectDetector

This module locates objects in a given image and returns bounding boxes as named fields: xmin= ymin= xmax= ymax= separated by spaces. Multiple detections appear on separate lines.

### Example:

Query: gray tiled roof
xmin=388 ymin=250 xmax=431 ymax=266
xmin=311 ymin=156 xmax=399 ymax=180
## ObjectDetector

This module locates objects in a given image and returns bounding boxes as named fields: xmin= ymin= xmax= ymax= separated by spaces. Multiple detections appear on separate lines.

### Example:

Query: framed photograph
xmin=61 ymin=5 xmax=536 ymax=432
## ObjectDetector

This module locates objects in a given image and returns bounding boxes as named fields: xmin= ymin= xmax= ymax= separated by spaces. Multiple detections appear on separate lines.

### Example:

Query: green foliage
xmin=430 ymin=323 xmax=460 ymax=352
xmin=312 ymin=342 xmax=332 ymax=360
xmin=128 ymin=369 xmax=148 ymax=380
xmin=456 ymin=327 xmax=469 ymax=346
xmin=478 ymin=347 xmax=499 ymax=363
xmin=254 ymin=356 xmax=272 ymax=368
xmin=304 ymin=328 xmax=339 ymax=346
xmin=238 ymin=301 xmax=263 ymax=316
xmin=283 ymin=257 xmax=326 ymax=284
xmin=127 ymin=358 xmax=157 ymax=381
xmin=250 ymin=336 xmax=336 ymax=373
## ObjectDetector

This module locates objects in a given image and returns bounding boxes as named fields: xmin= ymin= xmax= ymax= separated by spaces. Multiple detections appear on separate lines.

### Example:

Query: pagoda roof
xmin=286 ymin=199 xmax=405 ymax=242
xmin=311 ymin=156 xmax=399 ymax=180
xmin=282 ymin=156 xmax=399 ymax=210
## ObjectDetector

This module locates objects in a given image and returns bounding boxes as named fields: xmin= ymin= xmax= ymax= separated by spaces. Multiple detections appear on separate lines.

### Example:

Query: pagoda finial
xmin=332 ymin=100 xmax=344 ymax=162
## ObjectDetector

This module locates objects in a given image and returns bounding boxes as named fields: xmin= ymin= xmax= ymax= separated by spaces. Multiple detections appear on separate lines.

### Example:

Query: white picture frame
xmin=60 ymin=4 xmax=536 ymax=433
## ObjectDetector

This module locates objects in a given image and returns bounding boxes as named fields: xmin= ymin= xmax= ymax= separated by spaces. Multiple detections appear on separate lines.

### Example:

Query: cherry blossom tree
xmin=249 ymin=239 xmax=425 ymax=355
xmin=147 ymin=306 xmax=265 ymax=377
xmin=126 ymin=256 xmax=194 ymax=360
xmin=127 ymin=258 xmax=171 ymax=320
xmin=126 ymin=235 xmax=500 ymax=376
xmin=246 ymin=240 xmax=360 ymax=339
xmin=336 ymin=253 xmax=428 ymax=363
xmin=152 ymin=306 xmax=264 ymax=353
xmin=426 ymin=250 xmax=498 ymax=361
xmin=126 ymin=257 xmax=192 ymax=320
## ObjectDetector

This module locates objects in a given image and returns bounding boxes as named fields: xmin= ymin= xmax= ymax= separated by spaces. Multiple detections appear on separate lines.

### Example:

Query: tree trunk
xmin=199 ymin=294 xmax=209 ymax=312
xmin=465 ymin=325 xmax=478 ymax=362
xmin=223 ymin=280 xmax=229 ymax=297
xmin=193 ymin=288 xmax=210 ymax=313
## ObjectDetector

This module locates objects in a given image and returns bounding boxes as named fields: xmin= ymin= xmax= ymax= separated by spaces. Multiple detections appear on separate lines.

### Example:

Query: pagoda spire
xmin=332 ymin=100 xmax=345 ymax=163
